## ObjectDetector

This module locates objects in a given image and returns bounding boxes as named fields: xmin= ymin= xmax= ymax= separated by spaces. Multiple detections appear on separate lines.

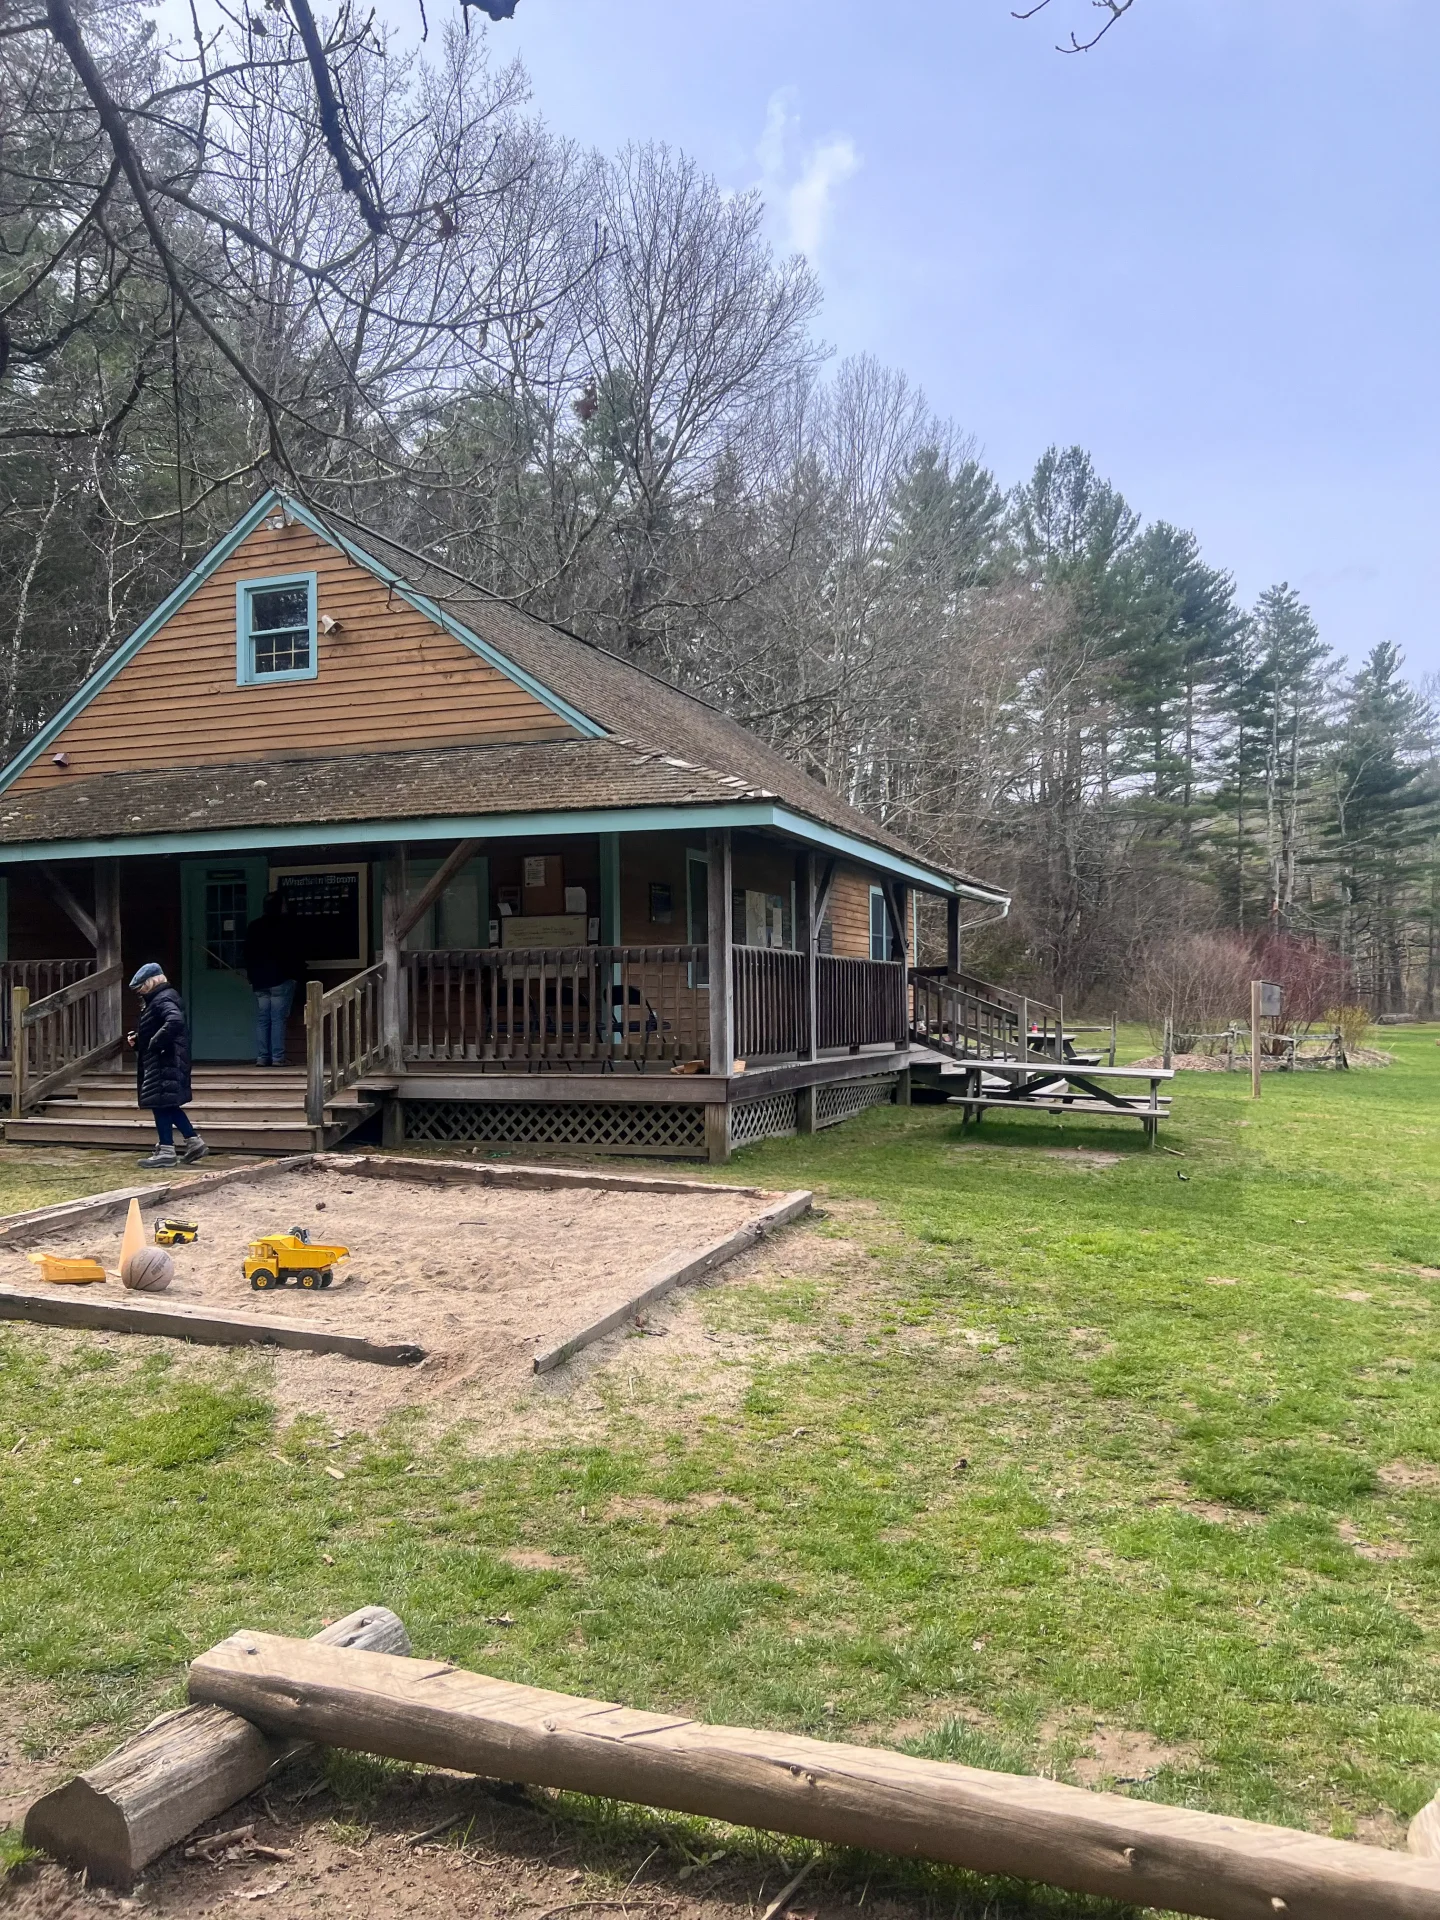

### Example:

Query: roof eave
xmin=0 ymin=796 xmax=1008 ymax=904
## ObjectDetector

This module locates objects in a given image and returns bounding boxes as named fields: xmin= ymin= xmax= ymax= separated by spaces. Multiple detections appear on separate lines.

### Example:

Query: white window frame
xmin=236 ymin=571 xmax=319 ymax=686
xmin=869 ymin=884 xmax=893 ymax=962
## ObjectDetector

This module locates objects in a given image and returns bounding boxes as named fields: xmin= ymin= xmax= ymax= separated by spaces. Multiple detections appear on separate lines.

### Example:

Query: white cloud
xmin=756 ymin=88 xmax=860 ymax=264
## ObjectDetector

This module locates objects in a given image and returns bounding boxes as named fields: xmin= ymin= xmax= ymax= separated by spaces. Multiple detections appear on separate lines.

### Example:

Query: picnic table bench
xmin=945 ymin=1059 xmax=1174 ymax=1146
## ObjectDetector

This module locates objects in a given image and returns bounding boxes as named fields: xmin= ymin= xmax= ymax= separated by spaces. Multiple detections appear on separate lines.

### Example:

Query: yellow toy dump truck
xmin=26 ymin=1252 xmax=106 ymax=1285
xmin=243 ymin=1227 xmax=350 ymax=1292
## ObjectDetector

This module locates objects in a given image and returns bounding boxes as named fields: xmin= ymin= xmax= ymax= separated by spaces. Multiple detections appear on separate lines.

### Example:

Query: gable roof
xmin=0 ymin=490 xmax=1007 ymax=902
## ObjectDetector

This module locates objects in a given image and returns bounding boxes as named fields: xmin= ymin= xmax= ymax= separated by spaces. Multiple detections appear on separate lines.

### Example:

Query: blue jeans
xmin=152 ymin=1106 xmax=196 ymax=1146
xmin=254 ymin=981 xmax=296 ymax=1065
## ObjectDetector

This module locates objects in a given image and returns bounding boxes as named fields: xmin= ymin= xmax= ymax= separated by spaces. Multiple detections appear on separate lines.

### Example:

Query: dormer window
xmin=236 ymin=573 xmax=318 ymax=685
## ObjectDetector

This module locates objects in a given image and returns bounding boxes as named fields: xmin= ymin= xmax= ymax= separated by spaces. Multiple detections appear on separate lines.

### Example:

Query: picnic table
xmin=946 ymin=1059 xmax=1174 ymax=1145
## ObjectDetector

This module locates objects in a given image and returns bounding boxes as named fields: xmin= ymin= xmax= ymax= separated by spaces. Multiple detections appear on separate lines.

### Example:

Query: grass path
xmin=4 ymin=1030 xmax=1440 ymax=1907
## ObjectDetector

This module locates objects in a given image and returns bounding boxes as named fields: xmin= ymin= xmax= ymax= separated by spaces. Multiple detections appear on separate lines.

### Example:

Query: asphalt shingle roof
xmin=0 ymin=504 xmax=1006 ymax=900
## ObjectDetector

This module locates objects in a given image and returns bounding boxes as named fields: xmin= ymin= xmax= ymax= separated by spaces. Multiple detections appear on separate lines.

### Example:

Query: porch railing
xmin=910 ymin=970 xmax=1064 ymax=1063
xmin=305 ymin=963 xmax=388 ymax=1126
xmin=817 ymin=955 xmax=909 ymax=1051
xmin=1 ymin=959 xmax=95 ymax=1060
xmin=402 ymin=947 xmax=709 ymax=1066
xmin=733 ymin=946 xmax=809 ymax=1060
xmin=10 ymin=962 xmax=122 ymax=1114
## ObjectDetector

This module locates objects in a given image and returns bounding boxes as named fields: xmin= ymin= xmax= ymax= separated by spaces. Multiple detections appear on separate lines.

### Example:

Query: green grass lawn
xmin=4 ymin=1030 xmax=1440 ymax=1908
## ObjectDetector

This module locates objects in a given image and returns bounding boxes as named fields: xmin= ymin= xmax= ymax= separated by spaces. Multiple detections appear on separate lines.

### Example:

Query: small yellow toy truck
xmin=26 ymin=1252 xmax=106 ymax=1285
xmin=243 ymin=1227 xmax=350 ymax=1292
xmin=154 ymin=1219 xmax=199 ymax=1247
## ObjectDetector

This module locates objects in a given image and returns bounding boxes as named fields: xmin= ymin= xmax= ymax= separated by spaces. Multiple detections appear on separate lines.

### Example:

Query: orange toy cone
xmin=118 ymin=1197 xmax=146 ymax=1278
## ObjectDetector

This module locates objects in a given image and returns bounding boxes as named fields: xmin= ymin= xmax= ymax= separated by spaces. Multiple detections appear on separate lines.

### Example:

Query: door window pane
xmin=205 ymin=872 xmax=248 ymax=970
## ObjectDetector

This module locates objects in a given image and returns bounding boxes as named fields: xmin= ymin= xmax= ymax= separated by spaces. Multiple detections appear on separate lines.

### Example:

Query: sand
xmin=0 ymin=1164 xmax=777 ymax=1421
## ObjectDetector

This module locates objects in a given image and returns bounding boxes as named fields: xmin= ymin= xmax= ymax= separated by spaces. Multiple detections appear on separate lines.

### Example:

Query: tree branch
xmin=1013 ymin=0 xmax=1137 ymax=52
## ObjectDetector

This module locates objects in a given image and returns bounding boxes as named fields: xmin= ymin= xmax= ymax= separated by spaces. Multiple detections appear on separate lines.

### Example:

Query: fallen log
xmin=24 ymin=1606 xmax=409 ymax=1888
xmin=188 ymin=1634 xmax=1440 ymax=1920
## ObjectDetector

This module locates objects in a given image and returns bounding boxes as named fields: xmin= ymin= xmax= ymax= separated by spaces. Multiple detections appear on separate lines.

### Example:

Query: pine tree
xmin=1110 ymin=522 xmax=1239 ymax=849
xmin=1315 ymin=643 xmax=1438 ymax=1011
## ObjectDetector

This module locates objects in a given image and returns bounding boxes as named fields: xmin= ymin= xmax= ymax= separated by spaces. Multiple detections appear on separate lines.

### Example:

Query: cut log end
xmin=1411 ymin=1795 xmax=1440 ymax=1857
xmin=22 ymin=1606 xmax=410 ymax=1889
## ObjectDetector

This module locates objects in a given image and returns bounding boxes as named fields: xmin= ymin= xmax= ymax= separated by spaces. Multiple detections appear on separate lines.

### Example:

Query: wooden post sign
xmin=1251 ymin=980 xmax=1281 ymax=1100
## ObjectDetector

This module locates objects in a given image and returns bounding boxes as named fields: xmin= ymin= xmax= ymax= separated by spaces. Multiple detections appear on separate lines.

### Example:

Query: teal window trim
xmin=236 ymin=571 xmax=318 ymax=686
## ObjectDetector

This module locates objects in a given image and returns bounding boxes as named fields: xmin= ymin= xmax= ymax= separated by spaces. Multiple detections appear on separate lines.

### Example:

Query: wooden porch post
xmin=10 ymin=986 xmax=28 ymax=1116
xmin=946 ymin=894 xmax=961 ymax=979
xmin=884 ymin=881 xmax=910 ymax=1050
xmin=381 ymin=852 xmax=404 ymax=1072
xmin=799 ymin=851 xmax=819 ymax=1063
xmin=305 ymin=979 xmax=325 ymax=1127
xmin=600 ymin=833 xmax=622 ymax=1052
xmin=706 ymin=828 xmax=733 ymax=1081
xmin=93 ymin=860 xmax=122 ymax=1045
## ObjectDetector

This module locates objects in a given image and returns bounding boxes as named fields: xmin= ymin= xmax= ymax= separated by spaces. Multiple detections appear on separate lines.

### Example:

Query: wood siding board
xmin=11 ymin=523 xmax=583 ymax=793
xmin=825 ymin=867 xmax=873 ymax=960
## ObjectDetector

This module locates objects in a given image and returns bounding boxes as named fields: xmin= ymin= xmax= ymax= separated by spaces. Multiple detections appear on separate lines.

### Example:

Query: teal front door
xmin=181 ymin=858 xmax=269 ymax=1059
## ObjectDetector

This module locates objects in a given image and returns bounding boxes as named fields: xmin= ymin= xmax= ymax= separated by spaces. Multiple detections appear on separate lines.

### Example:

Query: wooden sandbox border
xmin=0 ymin=1151 xmax=811 ymax=1370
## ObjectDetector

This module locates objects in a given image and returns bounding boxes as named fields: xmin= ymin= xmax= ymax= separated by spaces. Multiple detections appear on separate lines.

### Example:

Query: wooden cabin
xmin=0 ymin=491 xmax=1009 ymax=1161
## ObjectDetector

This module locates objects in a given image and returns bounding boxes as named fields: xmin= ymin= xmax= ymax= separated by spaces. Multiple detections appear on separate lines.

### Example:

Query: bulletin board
xmin=269 ymin=863 xmax=368 ymax=970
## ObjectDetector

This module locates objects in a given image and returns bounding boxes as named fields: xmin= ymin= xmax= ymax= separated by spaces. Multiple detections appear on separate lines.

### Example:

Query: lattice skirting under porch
xmin=401 ymin=1099 xmax=706 ymax=1155
xmin=728 ymin=1091 xmax=798 ymax=1149
xmin=815 ymin=1073 xmax=899 ymax=1129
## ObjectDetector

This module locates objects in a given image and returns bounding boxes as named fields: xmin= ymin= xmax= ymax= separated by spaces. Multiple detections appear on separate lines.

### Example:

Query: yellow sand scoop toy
xmin=243 ymin=1227 xmax=350 ymax=1292
xmin=154 ymin=1219 xmax=199 ymax=1247
xmin=27 ymin=1252 xmax=107 ymax=1286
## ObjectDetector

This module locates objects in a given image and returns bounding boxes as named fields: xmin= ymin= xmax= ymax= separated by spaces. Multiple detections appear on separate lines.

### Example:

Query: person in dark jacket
xmin=243 ymin=892 xmax=306 ymax=1067
xmin=126 ymin=963 xmax=207 ymax=1169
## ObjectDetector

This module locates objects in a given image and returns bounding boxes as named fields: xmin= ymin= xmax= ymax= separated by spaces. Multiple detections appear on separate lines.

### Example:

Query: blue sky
xmin=480 ymin=0 xmax=1438 ymax=678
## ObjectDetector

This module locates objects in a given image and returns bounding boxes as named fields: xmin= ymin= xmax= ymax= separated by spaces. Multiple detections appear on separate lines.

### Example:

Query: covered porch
xmin=1 ymin=816 xmax=982 ymax=1161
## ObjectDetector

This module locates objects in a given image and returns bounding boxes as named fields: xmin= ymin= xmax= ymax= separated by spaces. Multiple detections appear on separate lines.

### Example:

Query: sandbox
xmin=0 ymin=1155 xmax=809 ymax=1389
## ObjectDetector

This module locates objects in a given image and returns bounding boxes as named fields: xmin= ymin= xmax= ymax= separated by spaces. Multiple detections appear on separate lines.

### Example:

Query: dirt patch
xmin=500 ymin=1548 xmax=580 ymax=1572
xmin=1183 ymin=1502 xmax=1259 ymax=1527
xmin=1067 ymin=1725 xmax=1197 ymax=1786
xmin=1337 ymin=1520 xmax=1410 ymax=1562
xmin=943 ymin=1144 xmax=1119 ymax=1167
xmin=0 ymin=1751 xmax=932 ymax=1920
xmin=0 ymin=1166 xmax=775 ymax=1427
xmin=1379 ymin=1461 xmax=1440 ymax=1491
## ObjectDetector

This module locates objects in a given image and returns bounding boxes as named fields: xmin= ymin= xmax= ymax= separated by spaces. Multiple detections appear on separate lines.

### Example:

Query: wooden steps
xmin=4 ymin=1066 xmax=376 ymax=1154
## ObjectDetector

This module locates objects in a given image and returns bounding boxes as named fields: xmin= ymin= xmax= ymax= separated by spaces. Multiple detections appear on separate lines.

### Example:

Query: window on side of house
xmin=237 ymin=573 xmax=318 ymax=685
xmin=869 ymin=884 xmax=893 ymax=961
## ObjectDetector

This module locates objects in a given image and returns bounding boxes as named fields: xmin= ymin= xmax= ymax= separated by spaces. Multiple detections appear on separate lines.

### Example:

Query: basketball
xmin=122 ymin=1245 xmax=175 ymax=1292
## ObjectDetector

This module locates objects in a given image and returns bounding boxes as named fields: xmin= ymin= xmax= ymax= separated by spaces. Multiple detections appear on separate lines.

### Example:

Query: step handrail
xmin=305 ymin=962 xmax=388 ymax=1127
xmin=11 ymin=963 xmax=124 ymax=1115
xmin=910 ymin=971 xmax=1065 ymax=1065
